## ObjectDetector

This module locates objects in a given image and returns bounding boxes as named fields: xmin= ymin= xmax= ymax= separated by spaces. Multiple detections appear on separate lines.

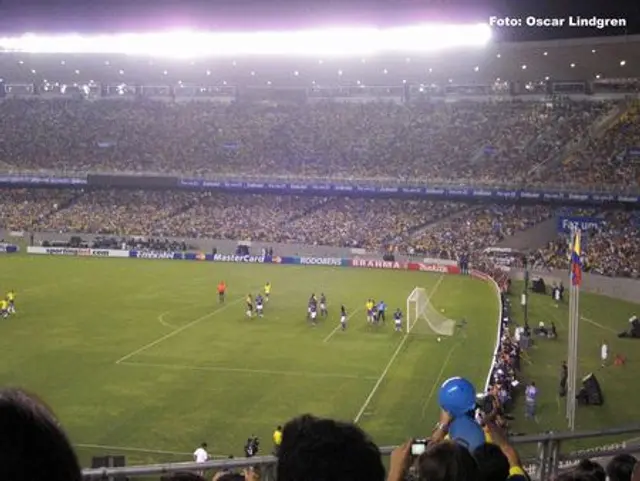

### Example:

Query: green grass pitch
xmin=0 ymin=255 xmax=637 ymax=467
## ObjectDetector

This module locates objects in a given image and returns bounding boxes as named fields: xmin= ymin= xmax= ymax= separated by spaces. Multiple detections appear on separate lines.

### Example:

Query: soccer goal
xmin=406 ymin=287 xmax=456 ymax=336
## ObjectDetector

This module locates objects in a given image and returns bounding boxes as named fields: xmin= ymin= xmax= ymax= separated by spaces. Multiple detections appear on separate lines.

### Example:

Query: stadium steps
xmin=406 ymin=204 xmax=485 ymax=241
xmin=494 ymin=217 xmax=558 ymax=251
xmin=31 ymin=191 xmax=86 ymax=229
xmin=526 ymin=103 xmax=624 ymax=180
xmin=285 ymin=197 xmax=340 ymax=224
xmin=170 ymin=197 xmax=201 ymax=217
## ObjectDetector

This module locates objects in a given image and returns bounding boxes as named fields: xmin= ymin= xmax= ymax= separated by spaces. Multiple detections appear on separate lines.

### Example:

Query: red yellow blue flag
xmin=570 ymin=230 xmax=582 ymax=286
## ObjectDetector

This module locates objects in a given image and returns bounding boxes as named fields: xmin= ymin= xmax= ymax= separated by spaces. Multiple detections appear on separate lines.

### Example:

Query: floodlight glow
xmin=0 ymin=24 xmax=491 ymax=58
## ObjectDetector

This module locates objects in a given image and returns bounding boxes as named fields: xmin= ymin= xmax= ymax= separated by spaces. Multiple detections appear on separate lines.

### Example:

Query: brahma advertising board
xmin=351 ymin=258 xmax=404 ymax=269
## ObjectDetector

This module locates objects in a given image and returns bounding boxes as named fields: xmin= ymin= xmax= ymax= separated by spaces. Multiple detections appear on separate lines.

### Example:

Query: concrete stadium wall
xmin=510 ymin=268 xmax=640 ymax=305
xmin=497 ymin=218 xmax=558 ymax=251
xmin=2 ymin=230 xmax=384 ymax=259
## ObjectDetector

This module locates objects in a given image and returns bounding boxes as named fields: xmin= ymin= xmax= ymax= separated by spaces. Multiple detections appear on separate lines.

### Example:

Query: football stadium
xmin=0 ymin=16 xmax=639 ymax=481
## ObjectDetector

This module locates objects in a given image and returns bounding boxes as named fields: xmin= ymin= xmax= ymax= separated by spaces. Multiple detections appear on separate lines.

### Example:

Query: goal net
xmin=406 ymin=287 xmax=456 ymax=336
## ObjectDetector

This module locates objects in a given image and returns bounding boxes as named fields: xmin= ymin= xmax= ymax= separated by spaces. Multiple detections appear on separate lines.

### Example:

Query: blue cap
xmin=448 ymin=416 xmax=485 ymax=452
xmin=438 ymin=377 xmax=477 ymax=417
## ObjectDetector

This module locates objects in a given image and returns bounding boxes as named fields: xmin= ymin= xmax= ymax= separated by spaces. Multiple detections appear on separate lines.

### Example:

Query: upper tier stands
xmin=1 ymin=98 xmax=637 ymax=189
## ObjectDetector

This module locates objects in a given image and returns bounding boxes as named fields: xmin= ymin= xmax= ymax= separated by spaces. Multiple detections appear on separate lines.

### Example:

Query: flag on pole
xmin=570 ymin=230 xmax=582 ymax=286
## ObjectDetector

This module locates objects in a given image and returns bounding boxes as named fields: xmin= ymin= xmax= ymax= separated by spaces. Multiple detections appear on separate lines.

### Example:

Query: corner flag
xmin=570 ymin=230 xmax=582 ymax=286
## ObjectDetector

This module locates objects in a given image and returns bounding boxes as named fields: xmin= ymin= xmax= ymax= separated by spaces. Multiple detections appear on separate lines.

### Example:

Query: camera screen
xmin=411 ymin=441 xmax=427 ymax=456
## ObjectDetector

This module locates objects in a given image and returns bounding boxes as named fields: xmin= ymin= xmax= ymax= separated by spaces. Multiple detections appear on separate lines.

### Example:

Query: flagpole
xmin=566 ymin=228 xmax=581 ymax=431
xmin=566 ymin=230 xmax=574 ymax=423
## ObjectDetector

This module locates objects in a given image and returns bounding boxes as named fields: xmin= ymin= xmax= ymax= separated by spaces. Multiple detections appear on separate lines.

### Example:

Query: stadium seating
xmin=0 ymin=98 xmax=633 ymax=188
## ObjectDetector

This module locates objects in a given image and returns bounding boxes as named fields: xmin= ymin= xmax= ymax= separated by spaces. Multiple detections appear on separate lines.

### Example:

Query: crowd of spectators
xmin=0 ymin=188 xmax=465 ymax=249
xmin=557 ymin=103 xmax=640 ymax=190
xmin=3 ymin=386 xmax=638 ymax=481
xmin=0 ymin=188 xmax=77 ymax=232
xmin=0 ymin=98 xmax=630 ymax=188
xmin=534 ymin=211 xmax=640 ymax=278
xmin=1 ymin=187 xmax=638 ymax=277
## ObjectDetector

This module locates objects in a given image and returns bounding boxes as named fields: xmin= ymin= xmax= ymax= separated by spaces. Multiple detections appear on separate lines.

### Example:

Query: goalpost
xmin=406 ymin=287 xmax=456 ymax=336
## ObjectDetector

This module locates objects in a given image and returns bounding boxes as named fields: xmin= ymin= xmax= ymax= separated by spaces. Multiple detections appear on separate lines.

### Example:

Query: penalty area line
xmin=74 ymin=443 xmax=228 ymax=458
xmin=353 ymin=333 xmax=409 ymax=424
xmin=419 ymin=342 xmax=458 ymax=420
xmin=353 ymin=275 xmax=445 ymax=424
xmin=119 ymin=360 xmax=378 ymax=381
xmin=323 ymin=307 xmax=364 ymax=343
xmin=115 ymin=297 xmax=243 ymax=364
xmin=580 ymin=316 xmax=618 ymax=334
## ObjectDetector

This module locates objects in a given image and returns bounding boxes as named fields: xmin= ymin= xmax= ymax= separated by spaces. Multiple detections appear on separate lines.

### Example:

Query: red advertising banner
xmin=407 ymin=262 xmax=461 ymax=274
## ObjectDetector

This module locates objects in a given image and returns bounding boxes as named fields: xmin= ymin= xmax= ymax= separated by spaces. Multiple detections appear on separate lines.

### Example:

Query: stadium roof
xmin=1 ymin=34 xmax=639 ymax=86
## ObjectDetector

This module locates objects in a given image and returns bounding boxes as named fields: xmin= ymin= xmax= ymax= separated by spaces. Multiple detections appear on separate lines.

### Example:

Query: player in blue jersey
xmin=309 ymin=301 xmax=318 ymax=325
xmin=394 ymin=308 xmax=403 ymax=332
xmin=340 ymin=305 xmax=348 ymax=331
xmin=320 ymin=293 xmax=328 ymax=317
xmin=256 ymin=294 xmax=264 ymax=318
xmin=307 ymin=293 xmax=317 ymax=319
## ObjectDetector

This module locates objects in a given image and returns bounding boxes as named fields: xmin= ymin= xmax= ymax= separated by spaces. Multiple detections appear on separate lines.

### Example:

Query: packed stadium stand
xmin=0 ymin=98 xmax=622 ymax=186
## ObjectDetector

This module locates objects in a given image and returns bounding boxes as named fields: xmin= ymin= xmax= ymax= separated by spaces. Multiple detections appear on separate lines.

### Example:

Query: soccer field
xmin=0 ymin=255 xmax=499 ymax=466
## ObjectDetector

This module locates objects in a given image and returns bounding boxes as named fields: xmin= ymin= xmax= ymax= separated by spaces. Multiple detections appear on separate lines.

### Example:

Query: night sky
xmin=0 ymin=0 xmax=637 ymax=42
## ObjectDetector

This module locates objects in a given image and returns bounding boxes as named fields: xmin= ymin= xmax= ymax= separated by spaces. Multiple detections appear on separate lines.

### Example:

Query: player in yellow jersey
xmin=366 ymin=299 xmax=375 ymax=323
xmin=0 ymin=299 xmax=8 ymax=319
xmin=7 ymin=290 xmax=15 ymax=314
xmin=245 ymin=294 xmax=254 ymax=318
xmin=264 ymin=282 xmax=271 ymax=303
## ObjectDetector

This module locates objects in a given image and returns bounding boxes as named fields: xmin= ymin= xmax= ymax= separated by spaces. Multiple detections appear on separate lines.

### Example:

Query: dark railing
xmin=82 ymin=425 xmax=640 ymax=481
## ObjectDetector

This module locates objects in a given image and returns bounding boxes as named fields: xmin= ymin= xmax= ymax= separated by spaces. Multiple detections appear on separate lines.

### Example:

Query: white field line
xmin=581 ymin=316 xmax=619 ymax=334
xmin=75 ymin=443 xmax=191 ymax=456
xmin=119 ymin=360 xmax=379 ymax=381
xmin=74 ymin=443 xmax=229 ymax=458
xmin=420 ymin=342 xmax=459 ymax=419
xmin=115 ymin=297 xmax=243 ymax=364
xmin=353 ymin=275 xmax=445 ymax=424
xmin=323 ymin=307 xmax=364 ymax=343
xmin=157 ymin=309 xmax=177 ymax=328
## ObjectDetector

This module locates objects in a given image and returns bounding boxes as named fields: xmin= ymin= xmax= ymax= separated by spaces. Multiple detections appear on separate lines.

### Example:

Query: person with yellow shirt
xmin=272 ymin=425 xmax=283 ymax=455
xmin=7 ymin=290 xmax=16 ymax=314
xmin=245 ymin=294 xmax=253 ymax=318
xmin=0 ymin=299 xmax=8 ymax=319
xmin=264 ymin=282 xmax=271 ymax=303
xmin=366 ymin=299 xmax=375 ymax=323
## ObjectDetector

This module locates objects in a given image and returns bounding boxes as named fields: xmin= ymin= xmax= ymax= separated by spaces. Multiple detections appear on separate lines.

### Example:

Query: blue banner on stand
xmin=177 ymin=178 xmax=640 ymax=205
xmin=557 ymin=216 xmax=606 ymax=233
